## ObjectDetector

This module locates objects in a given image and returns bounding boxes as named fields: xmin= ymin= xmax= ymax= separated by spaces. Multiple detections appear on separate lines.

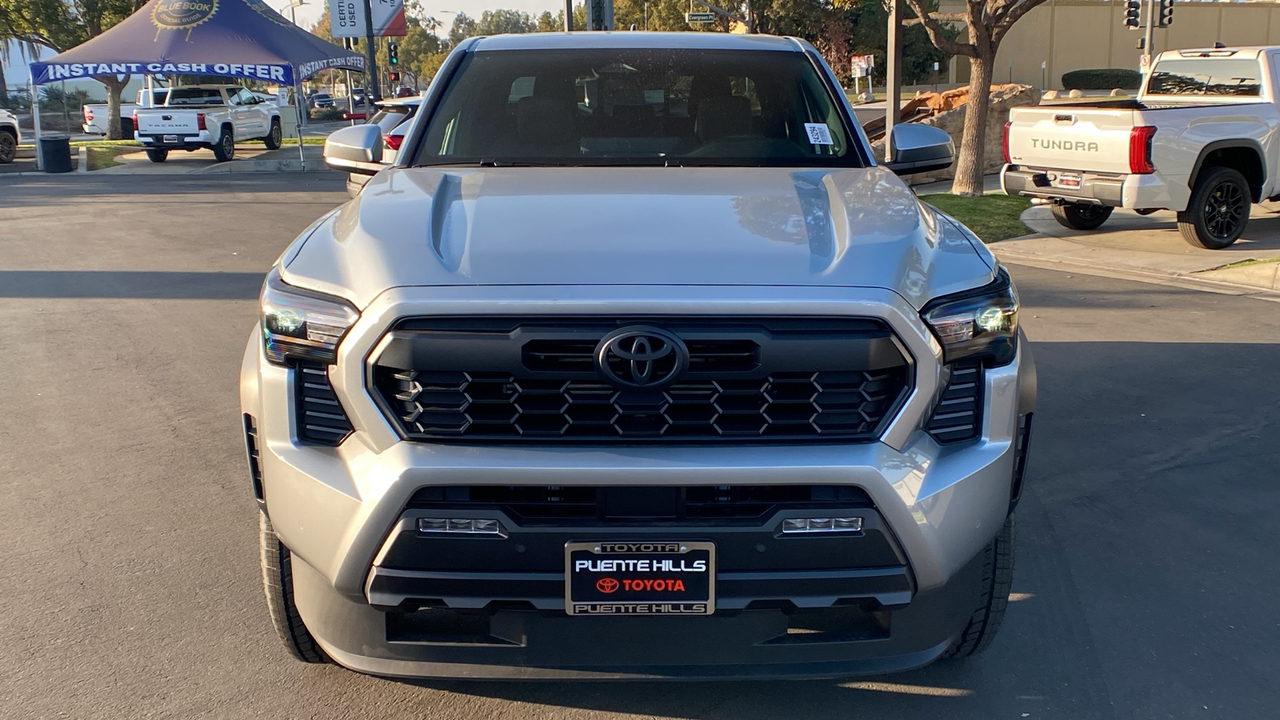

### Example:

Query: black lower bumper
xmin=1004 ymin=166 xmax=1125 ymax=206
xmin=292 ymin=543 xmax=985 ymax=680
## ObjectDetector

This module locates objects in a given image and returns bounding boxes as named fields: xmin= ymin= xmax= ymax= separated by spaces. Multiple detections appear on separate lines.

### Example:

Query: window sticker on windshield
xmin=804 ymin=123 xmax=834 ymax=145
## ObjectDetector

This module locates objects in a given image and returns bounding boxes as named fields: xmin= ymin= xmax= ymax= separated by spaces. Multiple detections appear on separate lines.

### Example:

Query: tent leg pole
xmin=294 ymin=77 xmax=305 ymax=171
xmin=31 ymin=72 xmax=43 ymax=172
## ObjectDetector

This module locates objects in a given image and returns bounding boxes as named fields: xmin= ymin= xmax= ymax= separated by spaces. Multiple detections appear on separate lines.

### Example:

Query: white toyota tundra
xmin=1003 ymin=45 xmax=1280 ymax=248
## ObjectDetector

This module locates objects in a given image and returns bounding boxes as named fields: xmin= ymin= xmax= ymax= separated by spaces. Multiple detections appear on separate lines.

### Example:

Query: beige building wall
xmin=937 ymin=0 xmax=1280 ymax=89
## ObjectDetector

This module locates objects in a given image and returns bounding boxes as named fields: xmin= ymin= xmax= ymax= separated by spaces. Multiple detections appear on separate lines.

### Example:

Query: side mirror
xmin=324 ymin=124 xmax=385 ymax=175
xmin=884 ymin=124 xmax=955 ymax=175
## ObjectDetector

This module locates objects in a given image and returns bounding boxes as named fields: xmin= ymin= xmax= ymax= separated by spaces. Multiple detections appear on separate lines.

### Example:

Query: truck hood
xmin=284 ymin=166 xmax=995 ymax=310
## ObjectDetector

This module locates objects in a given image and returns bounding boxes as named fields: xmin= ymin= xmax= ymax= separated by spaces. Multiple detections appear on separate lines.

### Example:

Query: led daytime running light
xmin=921 ymin=268 xmax=1020 ymax=366
xmin=260 ymin=267 xmax=359 ymax=366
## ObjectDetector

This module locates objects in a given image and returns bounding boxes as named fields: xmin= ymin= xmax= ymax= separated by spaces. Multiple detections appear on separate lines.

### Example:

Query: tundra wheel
xmin=213 ymin=127 xmax=235 ymax=162
xmin=260 ymin=512 xmax=329 ymax=663
xmin=1178 ymin=167 xmax=1250 ymax=249
xmin=943 ymin=514 xmax=1015 ymax=658
xmin=1050 ymin=203 xmax=1113 ymax=231
xmin=145 ymin=149 xmax=168 ymax=163
xmin=263 ymin=119 xmax=283 ymax=150
xmin=0 ymin=130 xmax=15 ymax=164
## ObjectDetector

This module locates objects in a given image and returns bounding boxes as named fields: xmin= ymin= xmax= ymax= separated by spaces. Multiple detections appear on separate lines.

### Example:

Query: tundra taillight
xmin=197 ymin=113 xmax=207 ymax=131
xmin=1129 ymin=126 xmax=1156 ymax=174
xmin=1003 ymin=121 xmax=1012 ymax=164
xmin=384 ymin=132 xmax=403 ymax=151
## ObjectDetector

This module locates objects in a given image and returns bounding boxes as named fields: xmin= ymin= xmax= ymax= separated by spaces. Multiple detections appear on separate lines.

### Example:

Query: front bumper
xmin=241 ymin=286 xmax=1036 ymax=678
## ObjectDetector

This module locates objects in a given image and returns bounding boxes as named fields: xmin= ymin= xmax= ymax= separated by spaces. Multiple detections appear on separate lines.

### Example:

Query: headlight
xmin=921 ymin=267 xmax=1019 ymax=365
xmin=260 ymin=267 xmax=359 ymax=366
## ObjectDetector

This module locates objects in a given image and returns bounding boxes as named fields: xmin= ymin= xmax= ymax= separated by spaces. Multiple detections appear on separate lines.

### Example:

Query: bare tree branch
xmin=901 ymin=0 xmax=976 ymax=57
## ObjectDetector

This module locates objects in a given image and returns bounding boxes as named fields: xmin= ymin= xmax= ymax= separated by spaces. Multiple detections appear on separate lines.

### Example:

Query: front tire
xmin=1050 ymin=203 xmax=1113 ymax=231
xmin=943 ymin=514 xmax=1015 ymax=658
xmin=145 ymin=149 xmax=168 ymax=163
xmin=0 ymin=130 xmax=15 ymax=164
xmin=263 ymin=119 xmax=283 ymax=150
xmin=260 ymin=512 xmax=329 ymax=663
xmin=213 ymin=127 xmax=235 ymax=162
xmin=1178 ymin=166 xmax=1250 ymax=249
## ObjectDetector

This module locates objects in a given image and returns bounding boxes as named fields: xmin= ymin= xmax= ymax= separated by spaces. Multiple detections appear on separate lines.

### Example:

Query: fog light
xmin=417 ymin=517 xmax=506 ymax=536
xmin=781 ymin=517 xmax=864 ymax=534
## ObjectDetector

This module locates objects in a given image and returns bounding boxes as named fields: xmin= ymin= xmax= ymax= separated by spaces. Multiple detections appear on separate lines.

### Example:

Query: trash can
xmin=40 ymin=135 xmax=73 ymax=174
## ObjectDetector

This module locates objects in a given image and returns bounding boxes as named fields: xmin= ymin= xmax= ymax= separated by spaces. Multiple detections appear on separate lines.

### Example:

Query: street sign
xmin=329 ymin=0 xmax=408 ymax=38
xmin=851 ymin=54 xmax=875 ymax=78
xmin=685 ymin=11 xmax=716 ymax=23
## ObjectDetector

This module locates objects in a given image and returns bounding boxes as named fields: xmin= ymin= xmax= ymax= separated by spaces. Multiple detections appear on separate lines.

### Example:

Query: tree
xmin=477 ymin=9 xmax=536 ymax=35
xmin=899 ymin=0 xmax=1049 ymax=195
xmin=0 ymin=0 xmax=139 ymax=138
xmin=447 ymin=13 xmax=477 ymax=47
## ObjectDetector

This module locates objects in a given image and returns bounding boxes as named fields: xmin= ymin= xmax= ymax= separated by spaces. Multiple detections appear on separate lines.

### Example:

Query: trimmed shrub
xmin=1061 ymin=68 xmax=1143 ymax=91
xmin=309 ymin=106 xmax=345 ymax=122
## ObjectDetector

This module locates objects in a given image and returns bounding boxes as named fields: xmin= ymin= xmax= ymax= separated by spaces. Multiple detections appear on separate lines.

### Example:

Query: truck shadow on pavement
xmin=0 ymin=270 xmax=264 ymax=299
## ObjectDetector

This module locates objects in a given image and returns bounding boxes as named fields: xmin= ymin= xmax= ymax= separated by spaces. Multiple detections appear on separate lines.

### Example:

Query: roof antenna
xmin=1214 ymin=42 xmax=1226 ymax=49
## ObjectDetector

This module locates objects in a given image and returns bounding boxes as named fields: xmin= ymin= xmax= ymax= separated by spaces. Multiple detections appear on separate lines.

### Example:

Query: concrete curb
xmin=1195 ymin=262 xmax=1280 ymax=291
xmin=992 ymin=242 xmax=1280 ymax=301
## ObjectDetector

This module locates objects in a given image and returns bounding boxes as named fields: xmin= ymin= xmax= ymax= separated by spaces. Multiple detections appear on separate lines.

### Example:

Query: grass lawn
xmin=920 ymin=193 xmax=1033 ymax=243
xmin=87 ymin=146 xmax=141 ymax=170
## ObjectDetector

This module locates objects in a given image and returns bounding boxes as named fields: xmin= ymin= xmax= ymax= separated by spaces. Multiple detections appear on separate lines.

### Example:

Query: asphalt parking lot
xmin=1 ymin=174 xmax=1277 ymax=719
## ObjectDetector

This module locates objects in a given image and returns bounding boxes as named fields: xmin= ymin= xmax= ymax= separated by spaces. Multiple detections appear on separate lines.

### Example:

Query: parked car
xmin=82 ymin=88 xmax=169 ymax=135
xmin=249 ymin=32 xmax=1036 ymax=680
xmin=344 ymin=96 xmax=420 ymax=195
xmin=133 ymin=84 xmax=283 ymax=162
xmin=1004 ymin=45 xmax=1280 ymax=249
xmin=310 ymin=92 xmax=334 ymax=109
xmin=0 ymin=108 xmax=19 ymax=164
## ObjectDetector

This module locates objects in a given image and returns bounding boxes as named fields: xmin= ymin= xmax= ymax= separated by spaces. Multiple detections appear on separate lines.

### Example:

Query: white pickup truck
xmin=1003 ymin=46 xmax=1280 ymax=249
xmin=134 ymin=84 xmax=282 ymax=163
xmin=82 ymin=88 xmax=170 ymax=135
xmin=0 ymin=108 xmax=19 ymax=164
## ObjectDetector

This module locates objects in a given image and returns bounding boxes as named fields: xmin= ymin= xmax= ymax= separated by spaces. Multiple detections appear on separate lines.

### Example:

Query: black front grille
xmin=295 ymin=362 xmax=354 ymax=445
xmin=371 ymin=317 xmax=911 ymax=444
xmin=926 ymin=361 xmax=983 ymax=443
xmin=406 ymin=484 xmax=875 ymax=525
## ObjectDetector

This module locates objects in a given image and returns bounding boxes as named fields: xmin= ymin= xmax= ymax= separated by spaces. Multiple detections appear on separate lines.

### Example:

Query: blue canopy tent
xmin=28 ymin=0 xmax=366 ymax=168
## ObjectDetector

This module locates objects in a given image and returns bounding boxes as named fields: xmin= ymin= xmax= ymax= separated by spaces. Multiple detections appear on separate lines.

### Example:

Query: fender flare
xmin=1188 ymin=139 xmax=1267 ymax=201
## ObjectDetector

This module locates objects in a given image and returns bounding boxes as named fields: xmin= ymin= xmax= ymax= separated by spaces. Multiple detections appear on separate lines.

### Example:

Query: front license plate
xmin=1055 ymin=172 xmax=1082 ymax=189
xmin=162 ymin=134 xmax=178 ymax=143
xmin=565 ymin=541 xmax=715 ymax=616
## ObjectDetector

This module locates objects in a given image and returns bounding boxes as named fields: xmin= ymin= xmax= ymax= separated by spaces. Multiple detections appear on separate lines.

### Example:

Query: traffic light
xmin=1158 ymin=0 xmax=1174 ymax=27
xmin=389 ymin=71 xmax=400 ymax=83
xmin=1124 ymin=0 xmax=1141 ymax=29
xmin=388 ymin=42 xmax=399 ymax=66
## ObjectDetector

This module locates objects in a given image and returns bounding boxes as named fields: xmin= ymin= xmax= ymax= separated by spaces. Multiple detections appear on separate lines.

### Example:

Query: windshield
xmin=410 ymin=48 xmax=860 ymax=167
xmin=1146 ymin=57 xmax=1264 ymax=96
xmin=167 ymin=88 xmax=225 ymax=106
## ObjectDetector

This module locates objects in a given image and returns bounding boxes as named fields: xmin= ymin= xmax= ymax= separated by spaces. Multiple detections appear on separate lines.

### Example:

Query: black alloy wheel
xmin=0 ymin=131 xmax=15 ymax=164
xmin=1179 ymin=167 xmax=1251 ymax=249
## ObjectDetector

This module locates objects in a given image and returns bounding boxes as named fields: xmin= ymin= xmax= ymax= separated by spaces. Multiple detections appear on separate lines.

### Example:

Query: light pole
xmin=284 ymin=0 xmax=307 ymax=25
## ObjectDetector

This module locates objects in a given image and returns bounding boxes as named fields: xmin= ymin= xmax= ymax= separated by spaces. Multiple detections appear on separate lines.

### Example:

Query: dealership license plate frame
xmin=1055 ymin=171 xmax=1082 ymax=189
xmin=564 ymin=540 xmax=716 ymax=617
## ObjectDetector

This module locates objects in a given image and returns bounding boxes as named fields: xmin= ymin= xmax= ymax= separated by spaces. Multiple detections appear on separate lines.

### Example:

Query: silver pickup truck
xmin=1004 ymin=46 xmax=1280 ymax=248
xmin=243 ymin=32 xmax=1036 ymax=680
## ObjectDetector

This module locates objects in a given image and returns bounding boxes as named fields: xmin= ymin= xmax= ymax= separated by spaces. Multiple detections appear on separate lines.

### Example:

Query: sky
xmin=2 ymin=0 xmax=564 ymax=89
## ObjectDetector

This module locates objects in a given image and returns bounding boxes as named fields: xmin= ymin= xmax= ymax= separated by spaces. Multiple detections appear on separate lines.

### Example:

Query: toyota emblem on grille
xmin=595 ymin=327 xmax=689 ymax=388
